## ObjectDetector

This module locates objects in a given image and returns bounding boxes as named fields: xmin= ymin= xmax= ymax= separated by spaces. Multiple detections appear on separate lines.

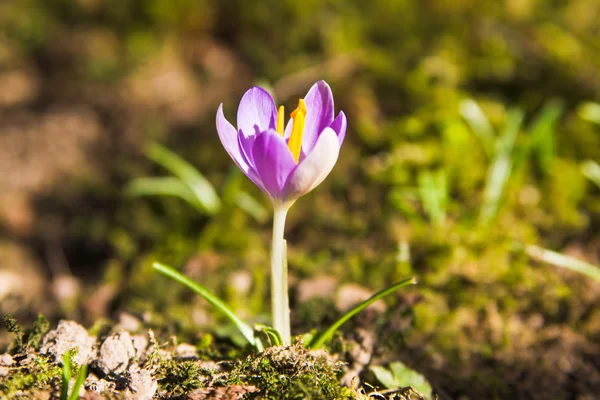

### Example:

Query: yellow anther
xmin=287 ymin=99 xmax=307 ymax=163
xmin=276 ymin=105 xmax=285 ymax=136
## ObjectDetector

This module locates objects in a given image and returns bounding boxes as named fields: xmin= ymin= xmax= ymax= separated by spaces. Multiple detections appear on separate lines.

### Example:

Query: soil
xmin=0 ymin=318 xmax=418 ymax=400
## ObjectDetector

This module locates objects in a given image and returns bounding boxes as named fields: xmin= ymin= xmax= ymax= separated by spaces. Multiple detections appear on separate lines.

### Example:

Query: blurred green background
xmin=1 ymin=0 xmax=599 ymax=398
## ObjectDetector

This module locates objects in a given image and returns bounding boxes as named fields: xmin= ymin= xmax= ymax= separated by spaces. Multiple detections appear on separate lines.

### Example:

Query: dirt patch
xmin=0 ymin=319 xmax=375 ymax=400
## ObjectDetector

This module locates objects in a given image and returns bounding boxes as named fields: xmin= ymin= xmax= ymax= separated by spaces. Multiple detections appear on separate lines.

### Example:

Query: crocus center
xmin=276 ymin=99 xmax=307 ymax=163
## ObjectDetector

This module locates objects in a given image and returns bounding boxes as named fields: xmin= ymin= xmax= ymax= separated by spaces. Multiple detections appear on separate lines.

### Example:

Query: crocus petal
xmin=301 ymin=81 xmax=335 ymax=154
xmin=237 ymin=87 xmax=277 ymax=138
xmin=252 ymin=130 xmax=297 ymax=199
xmin=235 ymin=133 xmax=267 ymax=190
xmin=217 ymin=104 xmax=249 ymax=171
xmin=329 ymin=111 xmax=347 ymax=146
xmin=238 ymin=130 xmax=257 ymax=167
xmin=217 ymin=105 xmax=265 ymax=189
xmin=282 ymin=127 xmax=340 ymax=201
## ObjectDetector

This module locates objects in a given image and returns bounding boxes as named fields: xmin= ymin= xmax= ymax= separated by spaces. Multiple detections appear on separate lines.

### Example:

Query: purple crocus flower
xmin=216 ymin=80 xmax=346 ymax=207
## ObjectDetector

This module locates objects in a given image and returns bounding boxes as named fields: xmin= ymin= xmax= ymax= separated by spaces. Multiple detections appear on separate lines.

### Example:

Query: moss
xmin=156 ymin=359 xmax=205 ymax=397
xmin=2 ymin=314 xmax=49 ymax=353
xmin=0 ymin=355 xmax=62 ymax=398
xmin=24 ymin=315 xmax=50 ymax=350
xmin=226 ymin=343 xmax=358 ymax=400
xmin=2 ymin=315 xmax=24 ymax=352
xmin=195 ymin=333 xmax=238 ymax=362
xmin=142 ymin=333 xmax=210 ymax=398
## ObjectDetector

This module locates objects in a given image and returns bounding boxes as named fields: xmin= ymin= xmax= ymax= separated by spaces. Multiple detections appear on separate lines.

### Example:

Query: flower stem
xmin=271 ymin=205 xmax=291 ymax=345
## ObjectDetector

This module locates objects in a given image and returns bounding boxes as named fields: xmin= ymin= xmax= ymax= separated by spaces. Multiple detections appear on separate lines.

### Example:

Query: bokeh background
xmin=1 ymin=0 xmax=599 ymax=398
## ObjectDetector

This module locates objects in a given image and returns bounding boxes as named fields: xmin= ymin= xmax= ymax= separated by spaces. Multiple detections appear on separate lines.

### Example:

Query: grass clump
xmin=226 ymin=342 xmax=358 ymax=400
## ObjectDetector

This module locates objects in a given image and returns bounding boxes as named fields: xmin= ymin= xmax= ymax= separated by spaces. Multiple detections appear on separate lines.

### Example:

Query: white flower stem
xmin=271 ymin=204 xmax=291 ymax=345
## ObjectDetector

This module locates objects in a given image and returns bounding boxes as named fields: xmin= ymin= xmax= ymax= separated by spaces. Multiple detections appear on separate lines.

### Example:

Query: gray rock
xmin=131 ymin=334 xmax=149 ymax=360
xmin=0 ymin=354 xmax=14 ymax=376
xmin=126 ymin=365 xmax=157 ymax=400
xmin=0 ymin=353 xmax=14 ymax=366
xmin=175 ymin=343 xmax=198 ymax=360
xmin=40 ymin=320 xmax=95 ymax=365
xmin=118 ymin=312 xmax=141 ymax=332
xmin=86 ymin=373 xmax=116 ymax=395
xmin=96 ymin=331 xmax=136 ymax=375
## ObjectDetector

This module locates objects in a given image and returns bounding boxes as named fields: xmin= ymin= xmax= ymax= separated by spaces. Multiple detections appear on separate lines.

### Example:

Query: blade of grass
xmin=153 ymin=262 xmax=263 ymax=351
xmin=146 ymin=142 xmax=221 ymax=214
xmin=417 ymin=170 xmax=447 ymax=226
xmin=479 ymin=109 xmax=524 ymax=224
xmin=60 ymin=353 xmax=72 ymax=400
xmin=527 ymin=99 xmax=563 ymax=173
xmin=68 ymin=365 xmax=88 ymax=400
xmin=459 ymin=99 xmax=496 ymax=158
xmin=124 ymin=177 xmax=206 ymax=212
xmin=308 ymin=277 xmax=417 ymax=349
xmin=255 ymin=324 xmax=284 ymax=347
xmin=521 ymin=243 xmax=600 ymax=283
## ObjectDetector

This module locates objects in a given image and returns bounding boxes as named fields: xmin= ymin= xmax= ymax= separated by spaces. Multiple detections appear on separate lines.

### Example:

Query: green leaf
xmin=308 ymin=277 xmax=417 ymax=349
xmin=371 ymin=361 xmax=432 ymax=398
xmin=370 ymin=365 xmax=395 ymax=388
xmin=153 ymin=262 xmax=263 ymax=351
xmin=146 ymin=142 xmax=221 ymax=214
xmin=390 ymin=362 xmax=431 ymax=395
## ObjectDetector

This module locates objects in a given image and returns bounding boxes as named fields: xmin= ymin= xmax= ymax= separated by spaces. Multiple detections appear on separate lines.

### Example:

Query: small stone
xmin=199 ymin=360 xmax=221 ymax=372
xmin=81 ymin=391 xmax=104 ymax=400
xmin=126 ymin=365 xmax=157 ymax=400
xmin=229 ymin=270 xmax=253 ymax=295
xmin=118 ymin=312 xmax=141 ymax=332
xmin=17 ymin=353 xmax=35 ymax=366
xmin=51 ymin=274 xmax=82 ymax=305
xmin=40 ymin=320 xmax=95 ymax=365
xmin=175 ymin=343 xmax=198 ymax=360
xmin=96 ymin=331 xmax=136 ymax=375
xmin=296 ymin=275 xmax=337 ymax=302
xmin=86 ymin=374 xmax=116 ymax=394
xmin=131 ymin=334 xmax=149 ymax=360
xmin=1 ymin=353 xmax=14 ymax=366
